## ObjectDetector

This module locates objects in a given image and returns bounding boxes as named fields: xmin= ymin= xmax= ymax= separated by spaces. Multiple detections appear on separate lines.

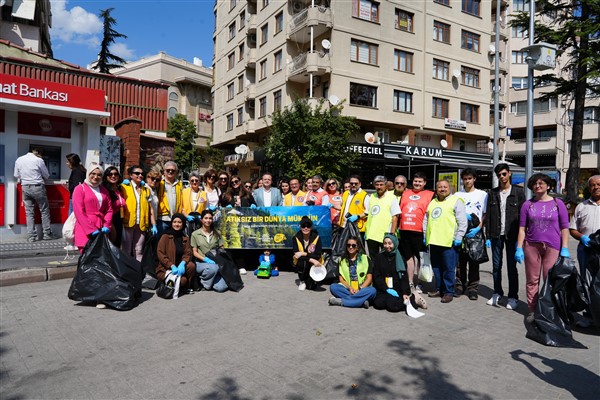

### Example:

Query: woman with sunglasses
xmin=145 ymin=168 xmax=162 ymax=225
xmin=325 ymin=178 xmax=343 ymax=226
xmin=203 ymin=169 xmax=221 ymax=209
xmin=102 ymin=166 xmax=125 ymax=247
xmin=328 ymin=236 xmax=377 ymax=308
xmin=293 ymin=216 xmax=323 ymax=291
xmin=217 ymin=171 xmax=231 ymax=202
xmin=182 ymin=171 xmax=207 ymax=218
xmin=243 ymin=181 xmax=253 ymax=192
xmin=224 ymin=175 xmax=255 ymax=207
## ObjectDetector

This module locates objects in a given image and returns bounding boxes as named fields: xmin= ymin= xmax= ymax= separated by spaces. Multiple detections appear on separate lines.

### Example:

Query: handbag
xmin=62 ymin=212 xmax=76 ymax=243
xmin=156 ymin=271 xmax=180 ymax=299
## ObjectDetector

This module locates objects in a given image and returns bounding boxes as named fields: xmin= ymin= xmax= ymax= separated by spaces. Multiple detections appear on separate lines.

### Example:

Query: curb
xmin=0 ymin=265 xmax=77 ymax=287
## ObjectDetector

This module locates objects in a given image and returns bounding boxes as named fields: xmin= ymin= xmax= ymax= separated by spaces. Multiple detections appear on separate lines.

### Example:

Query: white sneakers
xmin=506 ymin=298 xmax=518 ymax=310
xmin=239 ymin=268 xmax=247 ymax=275
xmin=96 ymin=303 xmax=106 ymax=309
xmin=486 ymin=294 xmax=501 ymax=306
xmin=298 ymin=281 xmax=306 ymax=291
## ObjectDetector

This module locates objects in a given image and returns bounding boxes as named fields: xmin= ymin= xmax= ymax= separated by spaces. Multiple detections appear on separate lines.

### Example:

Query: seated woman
xmin=372 ymin=234 xmax=426 ymax=312
xmin=190 ymin=209 xmax=228 ymax=292
xmin=293 ymin=216 xmax=323 ymax=291
xmin=155 ymin=213 xmax=197 ymax=295
xmin=329 ymin=236 xmax=377 ymax=308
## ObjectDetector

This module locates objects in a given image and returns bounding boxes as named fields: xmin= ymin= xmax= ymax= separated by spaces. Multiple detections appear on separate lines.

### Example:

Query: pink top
xmin=72 ymin=183 xmax=114 ymax=248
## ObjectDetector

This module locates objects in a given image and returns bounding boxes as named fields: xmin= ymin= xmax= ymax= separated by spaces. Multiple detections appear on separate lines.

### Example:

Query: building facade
xmin=0 ymin=0 xmax=53 ymax=57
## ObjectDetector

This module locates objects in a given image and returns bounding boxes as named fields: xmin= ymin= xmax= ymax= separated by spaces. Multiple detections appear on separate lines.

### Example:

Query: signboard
xmin=438 ymin=172 xmax=458 ymax=193
xmin=349 ymin=143 xmax=384 ymax=157
xmin=444 ymin=118 xmax=467 ymax=130
xmin=214 ymin=206 xmax=332 ymax=249
xmin=18 ymin=112 xmax=71 ymax=138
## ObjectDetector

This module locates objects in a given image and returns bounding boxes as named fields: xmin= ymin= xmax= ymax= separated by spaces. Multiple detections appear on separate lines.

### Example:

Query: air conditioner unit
xmin=312 ymin=76 xmax=321 ymax=86
xmin=292 ymin=1 xmax=304 ymax=14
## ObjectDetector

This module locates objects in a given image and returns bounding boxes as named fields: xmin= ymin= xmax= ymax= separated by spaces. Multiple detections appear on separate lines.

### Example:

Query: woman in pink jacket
xmin=72 ymin=163 xmax=114 ymax=253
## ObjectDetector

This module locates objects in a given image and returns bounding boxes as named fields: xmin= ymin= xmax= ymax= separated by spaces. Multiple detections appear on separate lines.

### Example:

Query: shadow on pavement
xmin=196 ymin=377 xmax=252 ymax=400
xmin=0 ymin=332 xmax=24 ymax=400
xmin=333 ymin=370 xmax=396 ymax=399
xmin=510 ymin=349 xmax=599 ymax=399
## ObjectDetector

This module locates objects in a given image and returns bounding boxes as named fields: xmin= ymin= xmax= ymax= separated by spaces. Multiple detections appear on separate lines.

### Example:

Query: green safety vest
xmin=426 ymin=195 xmax=461 ymax=247
xmin=339 ymin=254 xmax=370 ymax=286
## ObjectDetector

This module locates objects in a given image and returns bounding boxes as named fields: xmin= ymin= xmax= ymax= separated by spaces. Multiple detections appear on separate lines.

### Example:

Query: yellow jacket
xmin=157 ymin=179 xmax=183 ymax=218
xmin=182 ymin=187 xmax=207 ymax=215
xmin=338 ymin=190 xmax=368 ymax=232
xmin=284 ymin=190 xmax=307 ymax=206
xmin=120 ymin=183 xmax=152 ymax=231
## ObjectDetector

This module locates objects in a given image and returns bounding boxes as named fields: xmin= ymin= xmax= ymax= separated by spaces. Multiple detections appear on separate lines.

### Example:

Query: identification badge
xmin=386 ymin=277 xmax=393 ymax=288
xmin=351 ymin=281 xmax=359 ymax=290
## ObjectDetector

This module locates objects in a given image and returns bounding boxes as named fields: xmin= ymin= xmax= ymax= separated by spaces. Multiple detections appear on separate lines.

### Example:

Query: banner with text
xmin=213 ymin=206 xmax=332 ymax=249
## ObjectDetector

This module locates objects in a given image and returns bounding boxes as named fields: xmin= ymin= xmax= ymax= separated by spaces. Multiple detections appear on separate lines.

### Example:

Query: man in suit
xmin=253 ymin=172 xmax=283 ymax=207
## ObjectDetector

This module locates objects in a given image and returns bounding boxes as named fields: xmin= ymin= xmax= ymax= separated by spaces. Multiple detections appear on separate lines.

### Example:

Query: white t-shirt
xmin=263 ymin=189 xmax=272 ymax=207
xmin=455 ymin=189 xmax=488 ymax=220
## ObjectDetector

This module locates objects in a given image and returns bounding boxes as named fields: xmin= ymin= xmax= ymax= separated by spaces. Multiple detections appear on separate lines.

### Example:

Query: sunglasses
xmin=300 ymin=224 xmax=311 ymax=229
xmin=219 ymin=177 xmax=229 ymax=181
xmin=395 ymin=182 xmax=406 ymax=185
xmin=165 ymin=169 xmax=176 ymax=173
xmin=327 ymin=182 xmax=336 ymax=186
xmin=108 ymin=172 xmax=120 ymax=177
xmin=349 ymin=182 xmax=359 ymax=186
xmin=131 ymin=171 xmax=143 ymax=175
xmin=232 ymin=180 xmax=240 ymax=184
xmin=497 ymin=172 xmax=508 ymax=177
xmin=347 ymin=243 xmax=358 ymax=249
xmin=244 ymin=185 xmax=252 ymax=189
xmin=190 ymin=179 xmax=200 ymax=183
xmin=208 ymin=175 xmax=217 ymax=179
xmin=147 ymin=177 xmax=159 ymax=181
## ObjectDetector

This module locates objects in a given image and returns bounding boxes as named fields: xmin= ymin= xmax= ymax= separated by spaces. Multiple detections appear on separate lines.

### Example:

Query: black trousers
xmin=456 ymin=251 xmax=480 ymax=292
xmin=367 ymin=239 xmax=382 ymax=258
xmin=296 ymin=259 xmax=316 ymax=289
xmin=372 ymin=292 xmax=405 ymax=312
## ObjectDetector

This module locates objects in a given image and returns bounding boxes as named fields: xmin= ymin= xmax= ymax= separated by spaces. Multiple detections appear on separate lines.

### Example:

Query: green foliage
xmin=93 ymin=8 xmax=128 ymax=74
xmin=199 ymin=140 xmax=225 ymax=171
xmin=265 ymin=98 xmax=360 ymax=182
xmin=167 ymin=114 xmax=198 ymax=173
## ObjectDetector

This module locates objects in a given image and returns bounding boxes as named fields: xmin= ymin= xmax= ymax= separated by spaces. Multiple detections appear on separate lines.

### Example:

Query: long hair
xmin=200 ymin=209 xmax=220 ymax=237
xmin=102 ymin=166 xmax=121 ymax=201
xmin=341 ymin=236 xmax=362 ymax=262
xmin=66 ymin=153 xmax=86 ymax=172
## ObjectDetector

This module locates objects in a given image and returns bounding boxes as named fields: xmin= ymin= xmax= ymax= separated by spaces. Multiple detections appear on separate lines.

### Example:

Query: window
xmin=568 ymin=107 xmax=600 ymax=124
xmin=511 ymin=76 xmax=528 ymax=89
xmin=512 ymin=26 xmax=527 ymax=38
xmin=432 ymin=97 xmax=449 ymax=118
xmin=352 ymin=0 xmax=379 ymax=23
xmin=261 ymin=24 xmax=268 ymax=45
xmin=259 ymin=96 xmax=267 ymax=117
xmin=393 ymin=90 xmax=413 ymax=113
xmin=461 ymin=103 xmax=479 ymax=123
xmin=350 ymin=83 xmax=377 ymax=108
xmin=226 ymin=113 xmax=234 ymax=131
xmin=273 ymin=90 xmax=282 ymax=112
xmin=230 ymin=0 xmax=237 ymax=11
xmin=461 ymin=66 xmax=480 ymax=87
xmin=510 ymin=98 xmax=557 ymax=114
xmin=237 ymin=107 xmax=244 ymax=125
xmin=168 ymin=107 xmax=177 ymax=119
xmin=169 ymin=92 xmax=179 ymax=102
xmin=462 ymin=0 xmax=480 ymax=16
xmin=227 ymin=82 xmax=234 ymax=100
xmin=512 ymin=50 xmax=528 ymax=63
xmin=394 ymin=49 xmax=413 ymax=72
xmin=435 ymin=0 xmax=450 ymax=5
xmin=512 ymin=127 xmax=556 ymax=140
xmin=238 ymin=43 xmax=245 ymax=61
xmin=461 ymin=30 xmax=480 ymax=52
xmin=262 ymin=0 xmax=270 ymax=8
xmin=240 ymin=11 xmax=246 ymax=29
xmin=229 ymin=22 xmax=236 ymax=40
xmin=238 ymin=75 xmax=244 ymax=93
xmin=513 ymin=0 xmax=530 ymax=12
xmin=433 ymin=21 xmax=451 ymax=44
xmin=395 ymin=9 xmax=413 ymax=32
xmin=228 ymin=52 xmax=235 ymax=70
xmin=432 ymin=59 xmax=449 ymax=80
xmin=275 ymin=12 xmax=283 ymax=34
xmin=259 ymin=60 xmax=267 ymax=80
xmin=350 ymin=39 xmax=378 ymax=66
xmin=274 ymin=50 xmax=282 ymax=72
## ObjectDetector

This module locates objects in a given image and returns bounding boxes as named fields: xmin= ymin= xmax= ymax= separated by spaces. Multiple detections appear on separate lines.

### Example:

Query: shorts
xmin=399 ymin=230 xmax=424 ymax=260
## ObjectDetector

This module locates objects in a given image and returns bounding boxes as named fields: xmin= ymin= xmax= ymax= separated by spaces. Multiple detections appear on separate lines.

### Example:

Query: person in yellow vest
xmin=423 ymin=179 xmax=468 ymax=303
xmin=157 ymin=161 xmax=184 ymax=237
xmin=120 ymin=165 xmax=155 ymax=262
xmin=283 ymin=178 xmax=307 ymax=206
xmin=364 ymin=175 xmax=400 ymax=257
xmin=338 ymin=175 xmax=368 ymax=236
xmin=182 ymin=171 xmax=207 ymax=219
xmin=292 ymin=216 xmax=323 ymax=291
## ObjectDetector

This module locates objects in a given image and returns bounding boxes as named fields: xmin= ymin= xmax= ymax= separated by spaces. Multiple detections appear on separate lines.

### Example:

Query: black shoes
xmin=468 ymin=291 xmax=478 ymax=301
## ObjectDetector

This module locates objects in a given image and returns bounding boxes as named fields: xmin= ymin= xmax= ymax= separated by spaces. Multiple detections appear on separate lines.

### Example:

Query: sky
xmin=50 ymin=0 xmax=215 ymax=69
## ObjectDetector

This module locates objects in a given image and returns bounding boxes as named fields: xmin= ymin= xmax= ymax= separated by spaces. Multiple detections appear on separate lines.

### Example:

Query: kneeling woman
xmin=155 ymin=213 xmax=197 ymax=294
xmin=329 ymin=236 xmax=376 ymax=308
xmin=293 ymin=216 xmax=323 ymax=290
xmin=190 ymin=210 xmax=228 ymax=292
xmin=372 ymin=234 xmax=426 ymax=312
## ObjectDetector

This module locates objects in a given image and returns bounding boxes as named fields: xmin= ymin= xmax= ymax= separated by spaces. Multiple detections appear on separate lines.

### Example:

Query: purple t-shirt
xmin=519 ymin=198 xmax=569 ymax=250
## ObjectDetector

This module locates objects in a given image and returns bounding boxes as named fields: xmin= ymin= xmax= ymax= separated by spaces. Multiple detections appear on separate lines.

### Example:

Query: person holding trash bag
xmin=328 ymin=236 xmax=377 ymax=308
xmin=293 ymin=216 xmax=324 ymax=291
xmin=516 ymin=173 xmax=570 ymax=321
xmin=190 ymin=209 xmax=229 ymax=292
xmin=155 ymin=213 xmax=197 ymax=295
xmin=72 ymin=163 xmax=113 ymax=253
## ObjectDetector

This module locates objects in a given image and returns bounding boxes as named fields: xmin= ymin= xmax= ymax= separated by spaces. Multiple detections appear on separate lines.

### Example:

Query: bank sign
xmin=0 ymin=74 xmax=106 ymax=113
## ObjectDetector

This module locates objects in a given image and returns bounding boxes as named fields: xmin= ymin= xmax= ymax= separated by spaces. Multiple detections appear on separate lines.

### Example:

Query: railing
xmin=513 ymin=137 xmax=553 ymax=144
xmin=289 ymin=53 xmax=308 ymax=75
xmin=289 ymin=8 xmax=309 ymax=31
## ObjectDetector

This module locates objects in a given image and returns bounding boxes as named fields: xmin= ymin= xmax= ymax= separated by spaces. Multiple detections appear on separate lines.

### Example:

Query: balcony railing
xmin=288 ymin=51 xmax=330 ymax=76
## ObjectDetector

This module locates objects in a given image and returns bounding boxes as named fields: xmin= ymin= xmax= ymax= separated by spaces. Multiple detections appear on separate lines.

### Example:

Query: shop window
xmin=350 ymin=83 xmax=377 ymax=108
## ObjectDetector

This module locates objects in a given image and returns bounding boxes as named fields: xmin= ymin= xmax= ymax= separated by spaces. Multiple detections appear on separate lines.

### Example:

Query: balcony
xmin=245 ymin=119 xmax=256 ymax=134
xmin=287 ymin=51 xmax=331 ymax=82
xmin=246 ymin=14 xmax=257 ymax=34
xmin=288 ymin=6 xmax=333 ymax=44
xmin=492 ymin=0 xmax=509 ymax=9
xmin=491 ymin=21 xmax=508 ymax=41
xmin=490 ymin=57 xmax=508 ymax=74
xmin=246 ymin=47 xmax=257 ymax=66
xmin=505 ymin=136 xmax=558 ymax=154
xmin=244 ymin=84 xmax=256 ymax=101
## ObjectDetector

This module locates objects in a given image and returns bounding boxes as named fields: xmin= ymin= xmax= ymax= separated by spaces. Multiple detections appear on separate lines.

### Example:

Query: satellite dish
xmin=328 ymin=94 xmax=340 ymax=106
xmin=321 ymin=39 xmax=331 ymax=50
xmin=440 ymin=139 xmax=448 ymax=149
xmin=234 ymin=145 xmax=242 ymax=154
xmin=487 ymin=141 xmax=494 ymax=150
xmin=452 ymin=69 xmax=461 ymax=79
xmin=364 ymin=132 xmax=376 ymax=144
xmin=238 ymin=144 xmax=249 ymax=155
xmin=488 ymin=44 xmax=496 ymax=54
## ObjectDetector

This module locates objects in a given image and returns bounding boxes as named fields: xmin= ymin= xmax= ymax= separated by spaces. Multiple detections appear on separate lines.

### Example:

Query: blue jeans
xmin=196 ymin=263 xmax=228 ymax=292
xmin=430 ymin=245 xmax=458 ymax=295
xmin=577 ymin=243 xmax=592 ymax=282
xmin=491 ymin=236 xmax=519 ymax=299
xmin=330 ymin=283 xmax=376 ymax=308
xmin=157 ymin=220 xmax=171 ymax=238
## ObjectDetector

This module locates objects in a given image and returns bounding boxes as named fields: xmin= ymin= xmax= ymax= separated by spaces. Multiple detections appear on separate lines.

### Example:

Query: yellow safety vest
xmin=120 ymin=183 xmax=151 ymax=231
xmin=426 ymin=195 xmax=461 ymax=247
xmin=338 ymin=190 xmax=368 ymax=232
xmin=365 ymin=191 xmax=397 ymax=243
xmin=157 ymin=179 xmax=183 ymax=218
xmin=284 ymin=190 xmax=307 ymax=206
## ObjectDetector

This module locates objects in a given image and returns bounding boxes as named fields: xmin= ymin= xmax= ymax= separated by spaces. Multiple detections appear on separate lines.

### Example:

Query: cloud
xmin=110 ymin=43 xmax=136 ymax=61
xmin=50 ymin=1 xmax=102 ymax=46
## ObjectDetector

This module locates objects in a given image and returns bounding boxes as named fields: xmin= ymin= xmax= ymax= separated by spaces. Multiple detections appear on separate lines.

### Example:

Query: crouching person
xmin=190 ymin=209 xmax=228 ymax=292
xmin=329 ymin=236 xmax=376 ymax=308
xmin=155 ymin=213 xmax=197 ymax=294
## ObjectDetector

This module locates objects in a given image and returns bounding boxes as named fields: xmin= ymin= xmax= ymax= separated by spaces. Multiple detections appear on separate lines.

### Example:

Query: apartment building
xmin=0 ymin=0 xmax=52 ymax=57
xmin=213 ymin=0 xmax=504 ymax=182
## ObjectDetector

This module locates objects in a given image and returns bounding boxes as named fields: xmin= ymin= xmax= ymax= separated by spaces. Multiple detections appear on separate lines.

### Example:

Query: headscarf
xmin=85 ymin=162 xmax=104 ymax=189
xmin=383 ymin=233 xmax=405 ymax=274
xmin=166 ymin=213 xmax=186 ymax=263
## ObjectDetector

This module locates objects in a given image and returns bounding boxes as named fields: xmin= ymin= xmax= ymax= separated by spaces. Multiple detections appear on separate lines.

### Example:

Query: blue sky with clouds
xmin=50 ymin=0 xmax=215 ymax=68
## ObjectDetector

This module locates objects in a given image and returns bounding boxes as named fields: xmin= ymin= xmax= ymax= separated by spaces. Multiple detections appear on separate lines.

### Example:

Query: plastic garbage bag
xmin=185 ymin=212 xmax=202 ymax=237
xmin=324 ymin=221 xmax=365 ymax=282
xmin=211 ymin=249 xmax=244 ymax=292
xmin=586 ymin=229 xmax=600 ymax=326
xmin=418 ymin=252 xmax=433 ymax=283
xmin=526 ymin=256 xmax=588 ymax=348
xmin=68 ymin=233 xmax=143 ymax=311
xmin=462 ymin=213 xmax=489 ymax=263
xmin=140 ymin=233 xmax=159 ymax=289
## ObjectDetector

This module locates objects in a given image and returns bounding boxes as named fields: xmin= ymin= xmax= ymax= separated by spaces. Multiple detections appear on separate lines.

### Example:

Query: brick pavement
xmin=0 ymin=258 xmax=598 ymax=399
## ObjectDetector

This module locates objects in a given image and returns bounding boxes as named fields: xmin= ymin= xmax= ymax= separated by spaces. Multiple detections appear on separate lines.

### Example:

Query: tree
xmin=265 ymin=99 xmax=360 ymax=181
xmin=199 ymin=141 xmax=225 ymax=171
xmin=511 ymin=1 xmax=600 ymax=202
xmin=167 ymin=114 xmax=198 ymax=173
xmin=93 ymin=8 xmax=128 ymax=73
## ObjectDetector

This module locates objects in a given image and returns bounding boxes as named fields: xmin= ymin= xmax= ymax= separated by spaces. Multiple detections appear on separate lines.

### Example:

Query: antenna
xmin=321 ymin=39 xmax=331 ymax=50
xmin=328 ymin=94 xmax=340 ymax=106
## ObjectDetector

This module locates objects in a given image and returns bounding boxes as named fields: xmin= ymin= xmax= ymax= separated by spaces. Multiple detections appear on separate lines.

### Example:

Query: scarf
xmin=383 ymin=233 xmax=405 ymax=274
xmin=166 ymin=213 xmax=186 ymax=262
xmin=85 ymin=164 xmax=103 ymax=189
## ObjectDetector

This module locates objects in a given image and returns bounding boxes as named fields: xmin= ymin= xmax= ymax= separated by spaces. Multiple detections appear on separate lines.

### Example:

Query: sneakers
xmin=239 ymin=268 xmax=247 ymax=275
xmin=27 ymin=236 xmax=38 ymax=243
xmin=506 ymin=298 xmax=518 ymax=310
xmin=96 ymin=303 xmax=106 ymax=309
xmin=362 ymin=300 xmax=370 ymax=309
xmin=298 ymin=281 xmax=306 ymax=291
xmin=42 ymin=234 xmax=59 ymax=241
xmin=486 ymin=294 xmax=502 ymax=306
xmin=468 ymin=291 xmax=478 ymax=301
xmin=328 ymin=297 xmax=342 ymax=306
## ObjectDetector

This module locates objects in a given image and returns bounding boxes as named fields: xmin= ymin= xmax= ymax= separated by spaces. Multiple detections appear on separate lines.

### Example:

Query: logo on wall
xmin=39 ymin=119 xmax=52 ymax=132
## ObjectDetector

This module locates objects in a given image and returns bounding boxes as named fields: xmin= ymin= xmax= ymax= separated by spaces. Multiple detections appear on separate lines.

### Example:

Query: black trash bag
xmin=586 ymin=229 xmax=600 ymax=326
xmin=526 ymin=256 xmax=588 ymax=348
xmin=185 ymin=212 xmax=202 ymax=237
xmin=211 ymin=249 xmax=244 ymax=292
xmin=68 ymin=233 xmax=143 ymax=311
xmin=140 ymin=233 xmax=159 ymax=289
xmin=462 ymin=214 xmax=489 ymax=263
xmin=324 ymin=221 xmax=365 ymax=282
